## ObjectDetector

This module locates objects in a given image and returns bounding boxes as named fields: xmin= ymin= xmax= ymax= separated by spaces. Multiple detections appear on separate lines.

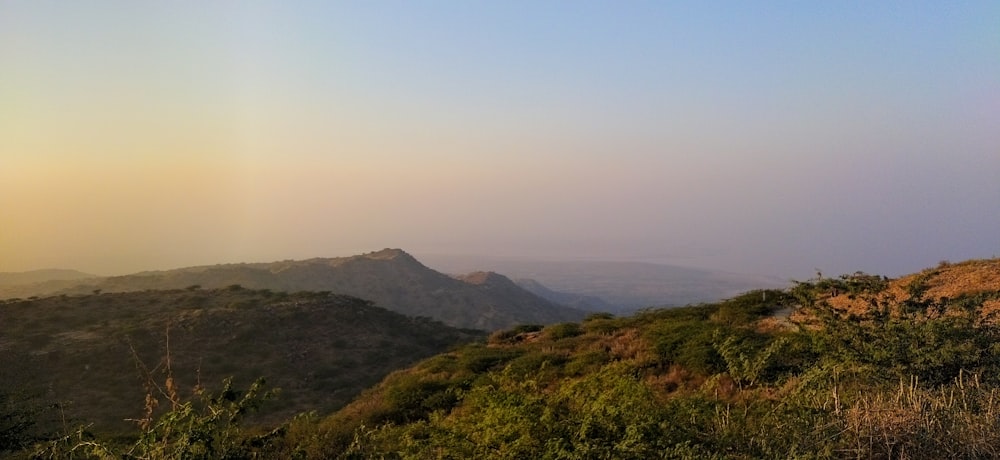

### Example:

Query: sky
xmin=2 ymin=1 xmax=998 ymax=278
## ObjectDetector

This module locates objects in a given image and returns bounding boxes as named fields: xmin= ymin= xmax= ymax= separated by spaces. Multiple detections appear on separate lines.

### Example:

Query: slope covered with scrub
xmin=815 ymin=258 xmax=1000 ymax=318
xmin=282 ymin=258 xmax=1000 ymax=459
xmin=12 ymin=258 xmax=1000 ymax=459
xmin=0 ymin=287 xmax=484 ymax=444
xmin=0 ymin=249 xmax=584 ymax=331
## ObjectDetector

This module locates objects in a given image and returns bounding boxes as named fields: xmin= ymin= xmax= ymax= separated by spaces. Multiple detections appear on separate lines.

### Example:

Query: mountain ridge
xmin=0 ymin=287 xmax=485 ymax=435
xmin=7 ymin=257 xmax=1000 ymax=458
xmin=0 ymin=269 xmax=98 ymax=287
xmin=514 ymin=277 xmax=617 ymax=312
xmin=0 ymin=249 xmax=583 ymax=331
xmin=418 ymin=254 xmax=788 ymax=311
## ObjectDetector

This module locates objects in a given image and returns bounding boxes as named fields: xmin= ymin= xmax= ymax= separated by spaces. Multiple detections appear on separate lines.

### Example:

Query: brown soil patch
xmin=922 ymin=259 xmax=1000 ymax=299
xmin=981 ymin=299 xmax=1000 ymax=322
xmin=817 ymin=259 xmax=1000 ymax=316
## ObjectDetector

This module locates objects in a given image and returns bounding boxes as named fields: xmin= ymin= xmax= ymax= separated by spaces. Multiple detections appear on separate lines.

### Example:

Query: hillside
xmin=0 ymin=249 xmax=585 ymax=331
xmin=0 ymin=269 xmax=97 ymax=287
xmin=0 ymin=269 xmax=99 ymax=300
xmin=513 ymin=277 xmax=616 ymax=312
xmin=0 ymin=287 xmax=483 ymax=439
xmin=801 ymin=259 xmax=1000 ymax=319
xmin=14 ymin=257 xmax=1000 ymax=458
xmin=269 ymin=257 xmax=1000 ymax=458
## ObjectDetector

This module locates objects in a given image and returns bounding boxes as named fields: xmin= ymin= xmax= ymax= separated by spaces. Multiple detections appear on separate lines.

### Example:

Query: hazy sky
xmin=2 ymin=1 xmax=998 ymax=278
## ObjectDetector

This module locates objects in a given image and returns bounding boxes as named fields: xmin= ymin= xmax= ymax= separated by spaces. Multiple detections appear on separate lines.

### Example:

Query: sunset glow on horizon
xmin=2 ymin=2 xmax=998 ymax=278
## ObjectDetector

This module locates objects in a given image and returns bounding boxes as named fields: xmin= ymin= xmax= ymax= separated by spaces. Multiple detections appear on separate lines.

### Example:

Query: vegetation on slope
xmin=7 ymin=258 xmax=1000 ymax=459
xmin=0 ymin=287 xmax=483 ymax=450
xmin=0 ymin=270 xmax=97 ymax=287
xmin=284 ymin=258 xmax=1000 ymax=458
xmin=1 ymin=249 xmax=584 ymax=331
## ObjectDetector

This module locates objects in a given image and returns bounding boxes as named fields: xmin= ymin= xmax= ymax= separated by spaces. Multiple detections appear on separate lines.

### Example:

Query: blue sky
xmin=2 ymin=1 xmax=998 ymax=277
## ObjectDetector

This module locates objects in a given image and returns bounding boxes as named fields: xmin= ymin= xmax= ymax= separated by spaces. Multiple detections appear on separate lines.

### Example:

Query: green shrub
xmin=583 ymin=312 xmax=615 ymax=322
xmin=380 ymin=376 xmax=457 ymax=424
xmin=564 ymin=350 xmax=612 ymax=377
xmin=646 ymin=318 xmax=724 ymax=375
xmin=34 ymin=378 xmax=287 ymax=460
xmin=487 ymin=324 xmax=543 ymax=345
xmin=0 ymin=389 xmax=42 ymax=454
xmin=458 ymin=345 xmax=523 ymax=373
xmin=581 ymin=313 xmax=622 ymax=335
xmin=542 ymin=322 xmax=582 ymax=340
xmin=506 ymin=351 xmax=566 ymax=378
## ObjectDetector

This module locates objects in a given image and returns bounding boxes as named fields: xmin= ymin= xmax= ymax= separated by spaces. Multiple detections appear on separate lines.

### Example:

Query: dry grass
xmin=837 ymin=374 xmax=1000 ymax=459
xmin=924 ymin=259 xmax=1000 ymax=298
xmin=754 ymin=315 xmax=797 ymax=333
xmin=813 ymin=258 xmax=1000 ymax=318
xmin=645 ymin=365 xmax=705 ymax=395
xmin=982 ymin=298 xmax=1000 ymax=319
xmin=605 ymin=328 xmax=651 ymax=362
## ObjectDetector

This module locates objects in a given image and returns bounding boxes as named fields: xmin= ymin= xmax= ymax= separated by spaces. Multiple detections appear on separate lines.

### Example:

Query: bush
xmin=34 ymin=378 xmax=287 ymax=459
xmin=542 ymin=322 xmax=582 ymax=340
xmin=581 ymin=313 xmax=621 ymax=335
xmin=506 ymin=351 xmax=566 ymax=377
xmin=583 ymin=312 xmax=615 ymax=322
xmin=646 ymin=317 xmax=725 ymax=375
xmin=380 ymin=376 xmax=457 ymax=424
xmin=458 ymin=345 xmax=523 ymax=373
xmin=487 ymin=324 xmax=543 ymax=345
xmin=712 ymin=290 xmax=791 ymax=327
xmin=564 ymin=350 xmax=612 ymax=376
xmin=0 ymin=389 xmax=41 ymax=454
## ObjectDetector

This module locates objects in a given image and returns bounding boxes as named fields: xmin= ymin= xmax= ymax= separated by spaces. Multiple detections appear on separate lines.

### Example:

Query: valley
xmin=418 ymin=254 xmax=788 ymax=311
xmin=4 ymin=255 xmax=1000 ymax=458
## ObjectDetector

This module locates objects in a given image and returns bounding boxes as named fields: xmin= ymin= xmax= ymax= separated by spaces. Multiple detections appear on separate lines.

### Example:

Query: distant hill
xmin=0 ymin=288 xmax=484 ymax=435
xmin=0 ymin=269 xmax=97 ymax=286
xmin=513 ymin=278 xmax=617 ymax=312
xmin=0 ymin=249 xmax=583 ymax=331
xmin=418 ymin=254 xmax=788 ymax=311
xmin=0 ymin=269 xmax=100 ymax=300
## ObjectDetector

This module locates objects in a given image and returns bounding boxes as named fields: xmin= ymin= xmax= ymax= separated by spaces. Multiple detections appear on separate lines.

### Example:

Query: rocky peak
xmin=455 ymin=271 xmax=517 ymax=288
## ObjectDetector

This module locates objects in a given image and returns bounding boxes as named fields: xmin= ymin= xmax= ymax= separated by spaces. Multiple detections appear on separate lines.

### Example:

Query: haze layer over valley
xmin=419 ymin=253 xmax=787 ymax=311
xmin=2 ymin=2 xmax=997 ymax=281
xmin=2 ymin=2 xmax=998 ymax=457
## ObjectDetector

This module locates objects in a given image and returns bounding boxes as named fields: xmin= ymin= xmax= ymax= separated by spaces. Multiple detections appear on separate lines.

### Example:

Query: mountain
xmin=0 ymin=269 xmax=100 ymax=300
xmin=0 ymin=249 xmax=584 ymax=331
xmin=0 ymin=269 xmax=97 ymax=287
xmin=0 ymin=287 xmax=484 ymax=435
xmin=418 ymin=254 xmax=788 ymax=311
xmin=513 ymin=277 xmax=616 ymax=312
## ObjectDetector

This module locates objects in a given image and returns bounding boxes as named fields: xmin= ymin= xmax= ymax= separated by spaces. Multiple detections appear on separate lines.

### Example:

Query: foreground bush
xmin=32 ymin=378 xmax=288 ymax=460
